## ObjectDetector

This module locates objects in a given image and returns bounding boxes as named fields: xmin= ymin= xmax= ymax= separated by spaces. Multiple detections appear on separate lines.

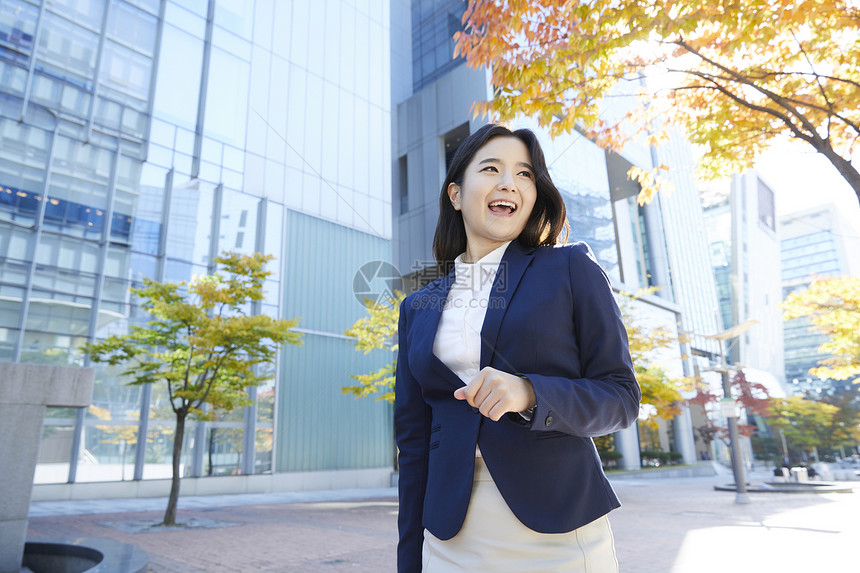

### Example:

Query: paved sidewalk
xmin=27 ymin=473 xmax=859 ymax=572
xmin=609 ymin=473 xmax=859 ymax=573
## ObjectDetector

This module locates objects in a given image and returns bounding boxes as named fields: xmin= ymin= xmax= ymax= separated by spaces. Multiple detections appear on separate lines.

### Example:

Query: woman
xmin=394 ymin=124 xmax=640 ymax=572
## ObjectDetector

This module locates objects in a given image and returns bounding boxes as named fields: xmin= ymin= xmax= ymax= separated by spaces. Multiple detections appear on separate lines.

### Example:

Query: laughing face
xmin=447 ymin=136 xmax=537 ymax=262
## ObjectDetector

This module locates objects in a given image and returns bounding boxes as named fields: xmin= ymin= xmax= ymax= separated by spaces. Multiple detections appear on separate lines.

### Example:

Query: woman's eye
xmin=481 ymin=166 xmax=498 ymax=173
xmin=519 ymin=171 xmax=533 ymax=179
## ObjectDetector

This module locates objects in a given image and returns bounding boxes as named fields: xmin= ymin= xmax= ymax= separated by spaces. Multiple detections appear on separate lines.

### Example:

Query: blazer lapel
xmin=409 ymin=271 xmax=464 ymax=388
xmin=479 ymin=240 xmax=535 ymax=369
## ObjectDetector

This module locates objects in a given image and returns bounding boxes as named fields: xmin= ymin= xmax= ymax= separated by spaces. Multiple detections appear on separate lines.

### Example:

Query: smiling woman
xmin=395 ymin=124 xmax=641 ymax=572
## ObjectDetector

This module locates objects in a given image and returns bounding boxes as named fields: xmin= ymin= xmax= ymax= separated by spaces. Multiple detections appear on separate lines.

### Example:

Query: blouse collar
xmin=452 ymin=240 xmax=512 ymax=293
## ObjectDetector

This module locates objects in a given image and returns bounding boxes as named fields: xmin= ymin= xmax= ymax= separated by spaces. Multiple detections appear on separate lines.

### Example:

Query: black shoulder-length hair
xmin=432 ymin=123 xmax=569 ymax=272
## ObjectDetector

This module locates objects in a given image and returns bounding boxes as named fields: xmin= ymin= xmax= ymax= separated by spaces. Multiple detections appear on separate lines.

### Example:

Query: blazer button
xmin=544 ymin=415 xmax=553 ymax=427
xmin=471 ymin=407 xmax=479 ymax=414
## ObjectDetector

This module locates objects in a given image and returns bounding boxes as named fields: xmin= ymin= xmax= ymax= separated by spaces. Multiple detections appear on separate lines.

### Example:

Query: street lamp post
xmin=704 ymin=319 xmax=757 ymax=505
xmin=716 ymin=340 xmax=751 ymax=504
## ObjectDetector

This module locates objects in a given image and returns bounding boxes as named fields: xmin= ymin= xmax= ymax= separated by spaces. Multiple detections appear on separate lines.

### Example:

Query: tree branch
xmin=194 ymin=350 xmax=232 ymax=412
xmin=748 ymin=69 xmax=860 ymax=93
xmin=686 ymin=71 xmax=860 ymax=136
xmin=662 ymin=62 xmax=860 ymax=136
xmin=792 ymin=31 xmax=836 ymax=140
xmin=675 ymin=39 xmax=828 ymax=146
xmin=183 ymin=325 xmax=193 ymax=393
xmin=680 ymin=68 xmax=813 ymax=144
xmin=166 ymin=377 xmax=178 ymax=414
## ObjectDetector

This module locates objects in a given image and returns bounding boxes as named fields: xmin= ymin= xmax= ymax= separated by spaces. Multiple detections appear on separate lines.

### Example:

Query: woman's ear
xmin=447 ymin=183 xmax=461 ymax=210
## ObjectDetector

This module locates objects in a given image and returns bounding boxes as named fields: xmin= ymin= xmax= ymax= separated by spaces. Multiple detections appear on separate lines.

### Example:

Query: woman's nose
xmin=498 ymin=171 xmax=516 ymax=191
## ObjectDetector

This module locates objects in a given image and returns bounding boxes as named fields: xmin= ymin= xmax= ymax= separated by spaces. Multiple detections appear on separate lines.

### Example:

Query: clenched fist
xmin=453 ymin=367 xmax=536 ymax=421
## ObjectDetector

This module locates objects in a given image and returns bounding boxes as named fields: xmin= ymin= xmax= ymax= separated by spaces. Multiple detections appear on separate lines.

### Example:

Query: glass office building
xmin=781 ymin=205 xmax=859 ymax=394
xmin=2 ymin=0 xmax=394 ymax=487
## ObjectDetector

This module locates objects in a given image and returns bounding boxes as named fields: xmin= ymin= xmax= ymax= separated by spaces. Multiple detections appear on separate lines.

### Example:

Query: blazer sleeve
xmin=522 ymin=243 xmax=641 ymax=437
xmin=393 ymin=298 xmax=431 ymax=573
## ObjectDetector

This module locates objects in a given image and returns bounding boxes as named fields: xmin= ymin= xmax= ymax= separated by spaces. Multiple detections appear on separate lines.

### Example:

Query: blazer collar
xmin=411 ymin=239 xmax=536 ymax=387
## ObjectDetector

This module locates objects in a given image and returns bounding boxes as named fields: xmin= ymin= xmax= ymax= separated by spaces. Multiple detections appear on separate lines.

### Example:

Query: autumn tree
xmin=455 ymin=0 xmax=860 ymax=205
xmin=619 ymin=290 xmax=696 ymax=426
xmin=781 ymin=276 xmax=860 ymax=383
xmin=734 ymin=371 xmax=773 ymax=418
xmin=83 ymin=252 xmax=302 ymax=526
xmin=689 ymin=370 xmax=772 ymax=445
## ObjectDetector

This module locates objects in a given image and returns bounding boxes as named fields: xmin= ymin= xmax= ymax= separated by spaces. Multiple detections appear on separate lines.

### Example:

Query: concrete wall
xmin=0 ymin=363 xmax=94 ymax=573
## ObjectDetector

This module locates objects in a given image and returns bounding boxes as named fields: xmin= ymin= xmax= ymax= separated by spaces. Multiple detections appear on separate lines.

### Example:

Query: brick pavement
xmin=27 ymin=498 xmax=399 ymax=572
xmin=26 ymin=474 xmax=859 ymax=572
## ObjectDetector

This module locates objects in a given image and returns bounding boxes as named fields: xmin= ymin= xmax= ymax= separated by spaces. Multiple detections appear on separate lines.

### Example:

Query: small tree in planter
xmin=84 ymin=252 xmax=302 ymax=526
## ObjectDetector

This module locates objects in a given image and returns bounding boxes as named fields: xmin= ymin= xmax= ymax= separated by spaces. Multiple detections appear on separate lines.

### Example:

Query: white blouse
xmin=433 ymin=241 xmax=512 ymax=457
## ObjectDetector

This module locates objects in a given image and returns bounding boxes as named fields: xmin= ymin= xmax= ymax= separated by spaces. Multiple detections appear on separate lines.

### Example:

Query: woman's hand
xmin=453 ymin=367 xmax=536 ymax=421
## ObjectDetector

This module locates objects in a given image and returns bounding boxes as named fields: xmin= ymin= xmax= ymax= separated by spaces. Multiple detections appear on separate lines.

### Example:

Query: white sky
xmin=755 ymin=141 xmax=860 ymax=222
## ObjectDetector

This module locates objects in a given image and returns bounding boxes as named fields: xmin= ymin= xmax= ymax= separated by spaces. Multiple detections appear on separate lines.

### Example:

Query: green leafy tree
xmin=83 ymin=252 xmax=302 ymax=526
xmin=767 ymin=396 xmax=840 ymax=461
xmin=455 ymin=0 xmax=860 ymax=204
xmin=820 ymin=390 xmax=860 ymax=456
xmin=781 ymin=276 xmax=860 ymax=383
xmin=797 ymin=386 xmax=860 ymax=458
xmin=341 ymin=292 xmax=405 ymax=403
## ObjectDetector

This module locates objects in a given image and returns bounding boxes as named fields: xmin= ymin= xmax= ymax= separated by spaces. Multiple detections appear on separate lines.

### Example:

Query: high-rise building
xmin=702 ymin=172 xmax=786 ymax=388
xmin=781 ymin=203 xmax=860 ymax=395
xmin=2 ymin=0 xmax=395 ymax=494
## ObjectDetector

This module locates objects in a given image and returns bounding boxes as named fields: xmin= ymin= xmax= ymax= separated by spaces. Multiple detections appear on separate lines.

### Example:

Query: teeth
xmin=489 ymin=200 xmax=517 ymax=211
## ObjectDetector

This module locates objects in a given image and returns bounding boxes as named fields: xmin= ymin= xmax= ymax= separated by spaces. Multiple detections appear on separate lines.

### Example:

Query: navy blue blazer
xmin=394 ymin=239 xmax=640 ymax=572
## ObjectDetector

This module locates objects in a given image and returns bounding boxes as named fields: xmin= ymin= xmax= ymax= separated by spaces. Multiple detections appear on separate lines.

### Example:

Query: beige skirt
xmin=422 ymin=457 xmax=618 ymax=573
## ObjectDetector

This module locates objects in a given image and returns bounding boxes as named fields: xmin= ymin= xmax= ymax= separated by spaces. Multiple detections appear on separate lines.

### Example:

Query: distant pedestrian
xmin=394 ymin=124 xmax=641 ymax=572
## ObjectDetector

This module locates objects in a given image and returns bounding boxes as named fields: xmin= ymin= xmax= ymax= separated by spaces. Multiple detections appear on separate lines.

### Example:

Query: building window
xmin=757 ymin=179 xmax=775 ymax=232
xmin=442 ymin=123 xmax=469 ymax=173
xmin=606 ymin=150 xmax=651 ymax=288
xmin=398 ymin=155 xmax=408 ymax=214
xmin=411 ymin=0 xmax=466 ymax=91
xmin=0 ymin=0 xmax=39 ymax=62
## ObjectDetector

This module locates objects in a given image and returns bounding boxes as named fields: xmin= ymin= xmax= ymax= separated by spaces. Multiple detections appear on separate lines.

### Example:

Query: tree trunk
xmin=818 ymin=144 xmax=860 ymax=207
xmin=208 ymin=427 xmax=215 ymax=476
xmin=121 ymin=440 xmax=127 ymax=482
xmin=162 ymin=412 xmax=186 ymax=526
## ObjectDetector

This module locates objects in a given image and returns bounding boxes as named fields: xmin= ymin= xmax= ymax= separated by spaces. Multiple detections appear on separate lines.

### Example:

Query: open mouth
xmin=488 ymin=200 xmax=517 ymax=215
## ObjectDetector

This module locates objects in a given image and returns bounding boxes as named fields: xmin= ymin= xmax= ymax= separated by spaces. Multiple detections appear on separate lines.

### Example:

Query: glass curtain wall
xmin=0 ymin=0 xmax=282 ymax=483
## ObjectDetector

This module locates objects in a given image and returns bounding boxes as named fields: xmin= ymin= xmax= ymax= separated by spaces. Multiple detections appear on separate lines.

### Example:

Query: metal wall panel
xmin=276 ymin=209 xmax=395 ymax=472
